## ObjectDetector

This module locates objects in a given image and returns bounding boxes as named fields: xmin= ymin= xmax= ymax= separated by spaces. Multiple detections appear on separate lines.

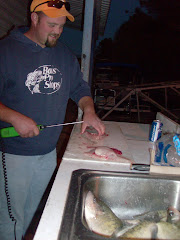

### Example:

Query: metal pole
xmin=136 ymin=90 xmax=140 ymax=122
xmin=171 ymin=87 xmax=180 ymax=96
xmin=139 ymin=91 xmax=179 ymax=121
xmin=165 ymin=88 xmax=168 ymax=109
xmin=78 ymin=0 xmax=95 ymax=120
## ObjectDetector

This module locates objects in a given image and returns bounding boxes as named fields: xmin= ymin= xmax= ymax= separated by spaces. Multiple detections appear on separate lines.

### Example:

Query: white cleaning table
xmin=34 ymin=121 xmax=153 ymax=240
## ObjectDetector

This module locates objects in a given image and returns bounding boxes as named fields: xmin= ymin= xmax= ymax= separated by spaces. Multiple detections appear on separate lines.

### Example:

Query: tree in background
xmin=96 ymin=0 xmax=180 ymax=82
xmin=113 ymin=8 xmax=180 ymax=81
xmin=95 ymin=38 xmax=113 ymax=61
xmin=140 ymin=0 xmax=180 ymax=32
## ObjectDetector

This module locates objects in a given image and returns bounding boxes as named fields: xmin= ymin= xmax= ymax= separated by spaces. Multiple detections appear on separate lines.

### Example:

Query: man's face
xmin=34 ymin=13 xmax=66 ymax=48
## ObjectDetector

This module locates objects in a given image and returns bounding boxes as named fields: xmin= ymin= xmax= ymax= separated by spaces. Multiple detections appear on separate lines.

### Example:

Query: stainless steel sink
xmin=58 ymin=169 xmax=180 ymax=240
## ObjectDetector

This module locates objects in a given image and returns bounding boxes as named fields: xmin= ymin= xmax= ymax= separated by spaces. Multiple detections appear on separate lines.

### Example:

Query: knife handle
xmin=0 ymin=125 xmax=43 ymax=138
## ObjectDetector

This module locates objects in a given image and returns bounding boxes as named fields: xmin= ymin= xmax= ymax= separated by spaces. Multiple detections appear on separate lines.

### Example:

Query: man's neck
xmin=24 ymin=30 xmax=45 ymax=48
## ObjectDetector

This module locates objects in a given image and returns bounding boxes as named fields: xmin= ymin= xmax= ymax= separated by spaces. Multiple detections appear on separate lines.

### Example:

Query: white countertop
xmin=33 ymin=121 xmax=153 ymax=240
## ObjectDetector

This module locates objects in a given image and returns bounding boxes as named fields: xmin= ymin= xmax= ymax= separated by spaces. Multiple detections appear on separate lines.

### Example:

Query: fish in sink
xmin=133 ymin=206 xmax=180 ymax=224
xmin=167 ymin=206 xmax=180 ymax=227
xmin=85 ymin=146 xmax=133 ymax=163
xmin=156 ymin=221 xmax=180 ymax=240
xmin=117 ymin=221 xmax=180 ymax=240
xmin=118 ymin=220 xmax=158 ymax=239
xmin=84 ymin=189 xmax=180 ymax=239
xmin=116 ymin=207 xmax=180 ymax=240
xmin=84 ymin=191 xmax=123 ymax=237
xmin=133 ymin=209 xmax=168 ymax=223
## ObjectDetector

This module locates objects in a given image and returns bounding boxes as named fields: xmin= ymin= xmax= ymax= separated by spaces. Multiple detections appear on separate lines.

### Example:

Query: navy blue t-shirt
xmin=0 ymin=27 xmax=91 ymax=155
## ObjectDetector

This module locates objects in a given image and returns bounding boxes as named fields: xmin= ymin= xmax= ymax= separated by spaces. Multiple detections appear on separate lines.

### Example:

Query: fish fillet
xmin=85 ymin=146 xmax=133 ymax=163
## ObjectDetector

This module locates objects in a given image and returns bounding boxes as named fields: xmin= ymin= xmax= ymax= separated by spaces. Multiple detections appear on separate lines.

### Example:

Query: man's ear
xmin=31 ymin=12 xmax=39 ymax=26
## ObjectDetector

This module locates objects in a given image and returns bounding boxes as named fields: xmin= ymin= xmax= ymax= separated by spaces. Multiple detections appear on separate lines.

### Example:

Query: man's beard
xmin=45 ymin=34 xmax=59 ymax=48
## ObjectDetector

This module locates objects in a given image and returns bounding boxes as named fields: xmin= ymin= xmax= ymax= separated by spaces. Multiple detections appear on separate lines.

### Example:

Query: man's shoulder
xmin=0 ymin=35 xmax=11 ymax=45
xmin=0 ymin=36 xmax=12 ymax=55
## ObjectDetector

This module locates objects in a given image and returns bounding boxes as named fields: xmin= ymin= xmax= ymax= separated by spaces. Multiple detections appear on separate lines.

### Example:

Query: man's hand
xmin=12 ymin=115 xmax=40 ymax=138
xmin=78 ymin=96 xmax=105 ymax=135
xmin=0 ymin=102 xmax=39 ymax=138
xmin=81 ymin=111 xmax=105 ymax=135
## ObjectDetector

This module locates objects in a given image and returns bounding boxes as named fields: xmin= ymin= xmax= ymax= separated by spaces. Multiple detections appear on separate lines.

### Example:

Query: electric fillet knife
xmin=0 ymin=121 xmax=84 ymax=138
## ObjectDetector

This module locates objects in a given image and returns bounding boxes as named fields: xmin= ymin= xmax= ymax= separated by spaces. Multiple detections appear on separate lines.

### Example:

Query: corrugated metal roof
xmin=0 ymin=0 xmax=28 ymax=38
xmin=0 ymin=0 xmax=111 ymax=39
xmin=66 ymin=0 xmax=111 ymax=36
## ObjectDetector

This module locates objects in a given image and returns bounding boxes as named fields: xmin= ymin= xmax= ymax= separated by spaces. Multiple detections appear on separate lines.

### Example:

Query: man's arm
xmin=78 ymin=96 xmax=105 ymax=135
xmin=0 ymin=102 xmax=39 ymax=138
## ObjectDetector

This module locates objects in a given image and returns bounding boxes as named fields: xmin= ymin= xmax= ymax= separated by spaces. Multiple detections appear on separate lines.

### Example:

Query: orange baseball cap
xmin=30 ymin=0 xmax=74 ymax=22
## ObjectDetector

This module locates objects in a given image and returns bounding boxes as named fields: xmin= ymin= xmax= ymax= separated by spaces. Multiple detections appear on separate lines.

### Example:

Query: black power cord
xmin=0 ymin=137 xmax=17 ymax=240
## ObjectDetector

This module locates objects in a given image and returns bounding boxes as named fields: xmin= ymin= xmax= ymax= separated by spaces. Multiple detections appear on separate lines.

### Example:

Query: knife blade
xmin=39 ymin=121 xmax=84 ymax=129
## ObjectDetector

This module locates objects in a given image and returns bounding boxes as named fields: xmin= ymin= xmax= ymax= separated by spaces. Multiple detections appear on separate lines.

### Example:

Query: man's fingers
xmin=81 ymin=120 xmax=105 ymax=136
xmin=81 ymin=122 xmax=88 ymax=134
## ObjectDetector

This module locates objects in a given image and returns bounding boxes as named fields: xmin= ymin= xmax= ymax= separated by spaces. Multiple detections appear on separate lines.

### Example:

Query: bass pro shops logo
xmin=25 ymin=65 xmax=62 ymax=94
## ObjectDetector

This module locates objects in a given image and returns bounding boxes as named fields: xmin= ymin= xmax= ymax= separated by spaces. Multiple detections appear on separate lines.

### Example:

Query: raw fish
xmin=167 ymin=206 xmax=180 ymax=228
xmin=84 ymin=191 xmax=180 ymax=239
xmin=119 ymin=221 xmax=158 ymax=239
xmin=95 ymin=146 xmax=117 ymax=158
xmin=156 ymin=221 xmax=180 ymax=240
xmin=85 ymin=146 xmax=133 ymax=163
xmin=82 ymin=126 xmax=108 ymax=142
xmin=84 ymin=191 xmax=123 ymax=237
xmin=133 ymin=209 xmax=168 ymax=222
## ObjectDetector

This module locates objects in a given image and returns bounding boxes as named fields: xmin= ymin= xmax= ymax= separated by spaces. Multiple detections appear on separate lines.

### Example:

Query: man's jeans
xmin=0 ymin=149 xmax=57 ymax=240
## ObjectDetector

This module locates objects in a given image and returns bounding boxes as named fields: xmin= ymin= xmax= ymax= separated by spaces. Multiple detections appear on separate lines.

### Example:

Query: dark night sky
xmin=60 ymin=0 xmax=140 ymax=56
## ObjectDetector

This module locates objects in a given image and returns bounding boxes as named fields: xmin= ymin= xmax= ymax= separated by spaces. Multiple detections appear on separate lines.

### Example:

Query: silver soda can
xmin=149 ymin=120 xmax=163 ymax=142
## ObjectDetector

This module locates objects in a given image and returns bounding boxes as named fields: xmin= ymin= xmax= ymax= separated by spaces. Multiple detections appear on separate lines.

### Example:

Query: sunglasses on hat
xmin=33 ymin=0 xmax=70 ymax=12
